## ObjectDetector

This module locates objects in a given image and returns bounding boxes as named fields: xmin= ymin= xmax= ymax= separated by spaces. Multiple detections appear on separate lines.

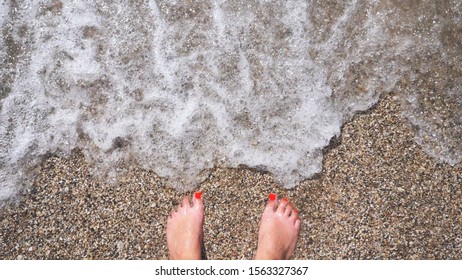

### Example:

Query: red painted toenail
xmin=268 ymin=193 xmax=276 ymax=201
xmin=194 ymin=191 xmax=202 ymax=199
xmin=293 ymin=209 xmax=298 ymax=213
xmin=282 ymin=197 xmax=288 ymax=202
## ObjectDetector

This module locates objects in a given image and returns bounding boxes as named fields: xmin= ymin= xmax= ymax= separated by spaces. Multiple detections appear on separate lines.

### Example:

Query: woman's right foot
xmin=254 ymin=193 xmax=301 ymax=260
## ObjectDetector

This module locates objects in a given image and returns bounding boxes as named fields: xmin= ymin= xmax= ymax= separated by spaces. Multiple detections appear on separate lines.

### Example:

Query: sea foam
xmin=0 ymin=0 xmax=461 ymax=201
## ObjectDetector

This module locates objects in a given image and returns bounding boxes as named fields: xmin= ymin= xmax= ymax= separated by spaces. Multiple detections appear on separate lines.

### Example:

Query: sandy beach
xmin=0 ymin=94 xmax=461 ymax=259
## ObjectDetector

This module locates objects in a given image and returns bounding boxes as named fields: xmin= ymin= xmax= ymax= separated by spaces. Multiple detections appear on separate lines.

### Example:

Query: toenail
xmin=194 ymin=191 xmax=202 ymax=199
xmin=282 ymin=197 xmax=288 ymax=202
xmin=293 ymin=209 xmax=298 ymax=213
xmin=268 ymin=193 xmax=276 ymax=201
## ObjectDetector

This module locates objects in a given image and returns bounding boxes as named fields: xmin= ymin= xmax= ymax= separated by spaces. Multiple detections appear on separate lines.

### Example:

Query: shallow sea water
xmin=0 ymin=0 xmax=461 ymax=201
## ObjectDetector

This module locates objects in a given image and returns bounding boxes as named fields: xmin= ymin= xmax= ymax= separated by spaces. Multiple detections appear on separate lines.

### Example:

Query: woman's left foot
xmin=166 ymin=192 xmax=204 ymax=260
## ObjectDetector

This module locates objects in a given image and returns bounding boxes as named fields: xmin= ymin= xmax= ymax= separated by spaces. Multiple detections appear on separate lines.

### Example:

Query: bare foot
xmin=166 ymin=192 xmax=204 ymax=260
xmin=255 ymin=193 xmax=301 ymax=260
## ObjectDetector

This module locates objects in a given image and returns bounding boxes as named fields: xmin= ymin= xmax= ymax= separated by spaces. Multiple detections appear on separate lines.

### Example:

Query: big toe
xmin=193 ymin=191 xmax=204 ymax=210
xmin=265 ymin=193 xmax=278 ymax=212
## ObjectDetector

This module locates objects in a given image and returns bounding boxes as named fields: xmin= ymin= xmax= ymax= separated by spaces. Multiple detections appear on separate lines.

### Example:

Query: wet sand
xmin=0 ymin=94 xmax=461 ymax=259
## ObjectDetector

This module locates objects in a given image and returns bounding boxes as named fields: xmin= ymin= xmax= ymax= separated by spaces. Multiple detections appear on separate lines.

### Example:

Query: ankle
xmin=254 ymin=248 xmax=284 ymax=260
xmin=170 ymin=251 xmax=201 ymax=260
xmin=255 ymin=253 xmax=276 ymax=260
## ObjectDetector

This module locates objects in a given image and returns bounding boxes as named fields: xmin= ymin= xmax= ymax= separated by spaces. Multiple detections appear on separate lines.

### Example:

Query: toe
xmin=171 ymin=204 xmax=180 ymax=215
xmin=294 ymin=218 xmax=301 ymax=231
xmin=193 ymin=191 xmax=203 ymax=209
xmin=290 ymin=209 xmax=299 ymax=222
xmin=284 ymin=203 xmax=293 ymax=217
xmin=168 ymin=210 xmax=176 ymax=221
xmin=277 ymin=197 xmax=289 ymax=214
xmin=182 ymin=196 xmax=191 ymax=208
xmin=266 ymin=193 xmax=278 ymax=212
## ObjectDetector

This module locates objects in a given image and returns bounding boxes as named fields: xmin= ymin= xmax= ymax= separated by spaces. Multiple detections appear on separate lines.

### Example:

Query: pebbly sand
xmin=0 ymin=94 xmax=461 ymax=260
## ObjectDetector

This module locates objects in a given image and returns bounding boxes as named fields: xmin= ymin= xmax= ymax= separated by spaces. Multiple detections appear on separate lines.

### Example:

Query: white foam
xmin=1 ymin=0 xmax=461 ymax=202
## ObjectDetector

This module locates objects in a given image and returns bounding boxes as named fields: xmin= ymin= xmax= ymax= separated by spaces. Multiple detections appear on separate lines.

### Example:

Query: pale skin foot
xmin=255 ymin=193 xmax=301 ymax=260
xmin=166 ymin=192 xmax=204 ymax=260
